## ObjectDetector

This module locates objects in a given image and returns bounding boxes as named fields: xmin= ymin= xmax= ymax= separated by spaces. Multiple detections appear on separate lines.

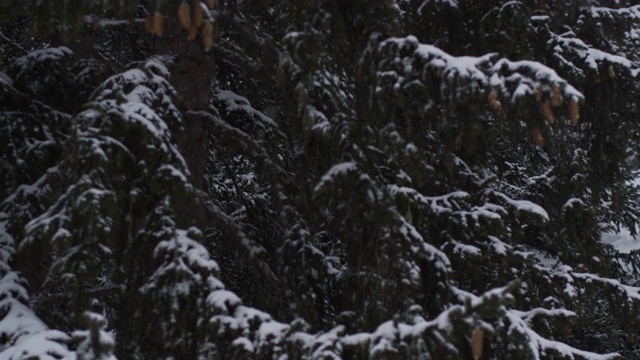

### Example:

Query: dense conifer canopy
xmin=2 ymin=0 xmax=640 ymax=358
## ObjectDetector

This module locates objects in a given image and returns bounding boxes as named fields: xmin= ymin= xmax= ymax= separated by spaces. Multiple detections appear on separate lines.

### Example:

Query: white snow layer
xmin=382 ymin=35 xmax=584 ymax=104
xmin=602 ymin=228 xmax=640 ymax=254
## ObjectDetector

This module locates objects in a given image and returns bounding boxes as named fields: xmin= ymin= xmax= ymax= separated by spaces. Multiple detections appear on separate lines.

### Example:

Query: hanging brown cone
xmin=152 ymin=12 xmax=165 ymax=37
xmin=454 ymin=131 xmax=464 ymax=151
xmin=202 ymin=21 xmax=214 ymax=52
xmin=187 ymin=23 xmax=199 ymax=41
xmin=568 ymin=97 xmax=580 ymax=126
xmin=61 ymin=30 xmax=71 ymax=44
xmin=542 ymin=101 xmax=554 ymax=124
xmin=488 ymin=90 xmax=503 ymax=112
xmin=206 ymin=0 xmax=216 ymax=8
xmin=471 ymin=327 xmax=484 ymax=360
xmin=144 ymin=15 xmax=153 ymax=34
xmin=193 ymin=1 xmax=204 ymax=27
xmin=444 ymin=151 xmax=455 ymax=174
xmin=534 ymin=84 xmax=543 ymax=101
xmin=550 ymin=84 xmax=562 ymax=106
xmin=75 ymin=15 xmax=85 ymax=32
xmin=607 ymin=65 xmax=616 ymax=79
xmin=532 ymin=127 xmax=544 ymax=148
xmin=178 ymin=3 xmax=192 ymax=30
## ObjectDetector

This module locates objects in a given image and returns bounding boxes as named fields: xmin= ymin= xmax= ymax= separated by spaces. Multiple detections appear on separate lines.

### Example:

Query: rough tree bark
xmin=155 ymin=19 xmax=215 ymax=190
xmin=52 ymin=17 xmax=214 ymax=191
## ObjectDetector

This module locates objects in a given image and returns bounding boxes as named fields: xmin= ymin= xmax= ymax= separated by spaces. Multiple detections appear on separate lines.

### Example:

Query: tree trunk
xmin=53 ymin=18 xmax=214 ymax=190
xmin=155 ymin=19 xmax=215 ymax=190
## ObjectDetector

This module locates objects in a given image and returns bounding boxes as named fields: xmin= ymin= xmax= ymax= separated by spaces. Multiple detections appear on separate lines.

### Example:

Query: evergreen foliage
xmin=2 ymin=0 xmax=640 ymax=358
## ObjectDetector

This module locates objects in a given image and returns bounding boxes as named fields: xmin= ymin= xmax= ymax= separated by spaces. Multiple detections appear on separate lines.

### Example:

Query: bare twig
xmin=0 ymin=30 xmax=28 ymax=55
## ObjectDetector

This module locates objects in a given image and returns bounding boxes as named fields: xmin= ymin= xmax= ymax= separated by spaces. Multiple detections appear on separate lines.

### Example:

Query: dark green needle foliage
xmin=1 ymin=0 xmax=640 ymax=359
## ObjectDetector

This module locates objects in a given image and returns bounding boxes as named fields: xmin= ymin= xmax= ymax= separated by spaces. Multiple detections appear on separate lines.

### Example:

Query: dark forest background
xmin=2 ymin=1 xmax=640 ymax=358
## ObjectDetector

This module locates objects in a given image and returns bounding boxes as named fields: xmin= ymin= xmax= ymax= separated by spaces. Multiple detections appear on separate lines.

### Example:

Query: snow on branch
xmin=389 ymin=184 xmax=469 ymax=215
xmin=493 ymin=191 xmax=549 ymax=222
xmin=572 ymin=272 xmax=640 ymax=301
xmin=377 ymin=35 xmax=583 ymax=102
xmin=12 ymin=46 xmax=73 ymax=78
xmin=215 ymin=277 xmax=618 ymax=358
xmin=397 ymin=213 xmax=452 ymax=273
xmin=453 ymin=282 xmax=619 ymax=360
xmin=504 ymin=309 xmax=618 ymax=360
xmin=0 ymin=216 xmax=73 ymax=359
xmin=213 ymin=88 xmax=277 ymax=130
xmin=314 ymin=161 xmax=358 ymax=194
xmin=368 ymin=35 xmax=584 ymax=127
xmin=550 ymin=32 xmax=638 ymax=77
xmin=589 ymin=5 xmax=640 ymax=21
